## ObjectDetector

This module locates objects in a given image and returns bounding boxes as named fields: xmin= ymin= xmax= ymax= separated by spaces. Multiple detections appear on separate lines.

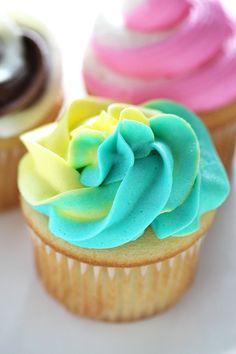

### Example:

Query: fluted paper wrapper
xmin=0 ymin=140 xmax=25 ymax=210
xmin=210 ymin=120 xmax=236 ymax=172
xmin=29 ymin=228 xmax=204 ymax=322
xmin=199 ymin=101 xmax=236 ymax=172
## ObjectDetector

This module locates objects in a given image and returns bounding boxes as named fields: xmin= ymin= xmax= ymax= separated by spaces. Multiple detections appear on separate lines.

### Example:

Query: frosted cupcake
xmin=0 ymin=15 xmax=63 ymax=209
xmin=18 ymin=97 xmax=229 ymax=321
xmin=83 ymin=0 xmax=236 ymax=171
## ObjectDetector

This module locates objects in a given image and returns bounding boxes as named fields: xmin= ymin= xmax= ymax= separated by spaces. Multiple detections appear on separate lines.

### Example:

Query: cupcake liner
xmin=29 ymin=227 xmax=204 ymax=322
xmin=210 ymin=119 xmax=236 ymax=173
xmin=0 ymin=140 xmax=25 ymax=210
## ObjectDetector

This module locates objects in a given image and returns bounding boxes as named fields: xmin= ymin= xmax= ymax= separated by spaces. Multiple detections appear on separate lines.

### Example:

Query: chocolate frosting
xmin=0 ymin=27 xmax=49 ymax=116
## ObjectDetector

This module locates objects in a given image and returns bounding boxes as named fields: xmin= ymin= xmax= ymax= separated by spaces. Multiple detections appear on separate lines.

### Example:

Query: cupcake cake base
xmin=0 ymin=95 xmax=63 ymax=210
xmin=22 ymin=200 xmax=216 ymax=322
xmin=210 ymin=120 xmax=236 ymax=173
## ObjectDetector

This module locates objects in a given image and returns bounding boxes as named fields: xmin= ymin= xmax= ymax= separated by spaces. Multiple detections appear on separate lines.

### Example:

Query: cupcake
xmin=83 ymin=0 xmax=236 ymax=171
xmin=18 ymin=97 xmax=229 ymax=322
xmin=0 ymin=14 xmax=63 ymax=209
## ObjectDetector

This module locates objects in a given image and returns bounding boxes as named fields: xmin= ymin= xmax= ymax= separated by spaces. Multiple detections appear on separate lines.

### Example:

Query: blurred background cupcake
xmin=83 ymin=0 xmax=236 ymax=171
xmin=0 ymin=14 xmax=63 ymax=210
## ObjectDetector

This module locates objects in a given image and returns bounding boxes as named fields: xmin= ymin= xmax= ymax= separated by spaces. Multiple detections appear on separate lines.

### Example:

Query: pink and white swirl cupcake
xmin=83 ymin=0 xmax=236 ymax=171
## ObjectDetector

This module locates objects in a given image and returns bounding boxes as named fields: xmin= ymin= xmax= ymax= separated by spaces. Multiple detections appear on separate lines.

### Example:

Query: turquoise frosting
xmin=19 ymin=99 xmax=230 ymax=249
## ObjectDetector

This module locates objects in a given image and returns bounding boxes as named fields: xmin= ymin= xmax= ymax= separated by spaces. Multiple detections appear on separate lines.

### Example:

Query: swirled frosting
xmin=83 ymin=0 xmax=236 ymax=111
xmin=0 ymin=14 xmax=62 ymax=138
xmin=18 ymin=97 xmax=229 ymax=249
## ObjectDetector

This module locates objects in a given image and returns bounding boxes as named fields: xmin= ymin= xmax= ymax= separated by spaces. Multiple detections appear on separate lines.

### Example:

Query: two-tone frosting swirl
xmin=18 ymin=97 xmax=229 ymax=249
xmin=0 ymin=15 xmax=62 ymax=138
xmin=83 ymin=0 xmax=236 ymax=112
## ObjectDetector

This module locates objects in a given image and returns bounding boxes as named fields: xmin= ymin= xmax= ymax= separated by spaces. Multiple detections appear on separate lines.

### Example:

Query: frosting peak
xmin=18 ymin=98 xmax=229 ymax=249
xmin=124 ymin=0 xmax=191 ymax=32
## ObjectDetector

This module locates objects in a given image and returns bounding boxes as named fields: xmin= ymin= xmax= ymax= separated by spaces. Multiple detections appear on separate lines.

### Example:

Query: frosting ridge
xmin=18 ymin=98 xmax=229 ymax=249
xmin=124 ymin=0 xmax=191 ymax=32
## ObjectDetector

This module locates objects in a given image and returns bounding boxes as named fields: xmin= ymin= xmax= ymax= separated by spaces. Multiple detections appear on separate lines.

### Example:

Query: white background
xmin=0 ymin=1 xmax=235 ymax=353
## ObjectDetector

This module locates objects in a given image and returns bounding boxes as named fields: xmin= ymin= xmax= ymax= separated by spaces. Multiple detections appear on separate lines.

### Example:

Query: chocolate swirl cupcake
xmin=0 ymin=14 xmax=63 ymax=209
xmin=0 ymin=25 xmax=49 ymax=116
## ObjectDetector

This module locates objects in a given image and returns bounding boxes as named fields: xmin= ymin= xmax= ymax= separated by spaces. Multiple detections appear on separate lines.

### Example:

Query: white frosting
xmin=94 ymin=12 xmax=176 ymax=48
xmin=0 ymin=14 xmax=62 ymax=139
xmin=84 ymin=47 xmax=168 ymax=85
xmin=122 ymin=0 xmax=144 ymax=14
xmin=0 ymin=16 xmax=25 ymax=83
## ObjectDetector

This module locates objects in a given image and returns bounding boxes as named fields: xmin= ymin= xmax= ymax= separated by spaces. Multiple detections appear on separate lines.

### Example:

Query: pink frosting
xmin=124 ymin=0 xmax=191 ymax=32
xmin=83 ymin=0 xmax=236 ymax=111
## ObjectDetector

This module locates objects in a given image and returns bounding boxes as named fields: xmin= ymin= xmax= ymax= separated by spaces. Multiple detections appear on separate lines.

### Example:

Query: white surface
xmin=0 ymin=166 xmax=235 ymax=354
xmin=0 ymin=0 xmax=236 ymax=353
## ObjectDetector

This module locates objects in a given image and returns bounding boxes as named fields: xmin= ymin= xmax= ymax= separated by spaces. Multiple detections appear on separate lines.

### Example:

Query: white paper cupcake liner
xmin=29 ymin=228 xmax=204 ymax=322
